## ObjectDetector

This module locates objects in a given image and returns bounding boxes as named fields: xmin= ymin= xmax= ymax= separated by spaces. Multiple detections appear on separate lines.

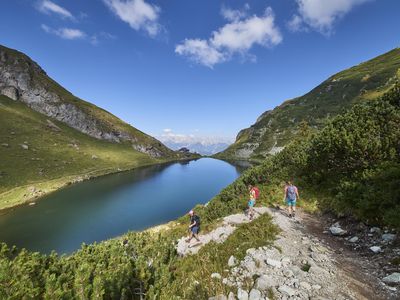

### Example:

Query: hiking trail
xmin=177 ymin=207 xmax=398 ymax=299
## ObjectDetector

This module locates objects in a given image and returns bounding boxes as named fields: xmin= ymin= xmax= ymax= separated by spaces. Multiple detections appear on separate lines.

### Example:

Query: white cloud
xmin=175 ymin=39 xmax=226 ymax=68
xmin=37 ymin=0 xmax=74 ymax=20
xmin=220 ymin=4 xmax=249 ymax=22
xmin=103 ymin=0 xmax=161 ymax=37
xmin=175 ymin=7 xmax=282 ymax=68
xmin=158 ymin=129 xmax=233 ymax=145
xmin=290 ymin=0 xmax=371 ymax=34
xmin=41 ymin=24 xmax=86 ymax=40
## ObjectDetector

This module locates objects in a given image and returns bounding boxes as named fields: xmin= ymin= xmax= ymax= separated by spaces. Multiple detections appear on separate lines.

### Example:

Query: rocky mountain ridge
xmin=0 ymin=44 xmax=173 ymax=158
xmin=216 ymin=48 xmax=400 ymax=160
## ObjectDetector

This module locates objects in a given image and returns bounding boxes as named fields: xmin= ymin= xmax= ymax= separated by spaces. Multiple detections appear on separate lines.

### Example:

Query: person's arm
xmin=189 ymin=218 xmax=197 ymax=228
xmin=295 ymin=187 xmax=300 ymax=199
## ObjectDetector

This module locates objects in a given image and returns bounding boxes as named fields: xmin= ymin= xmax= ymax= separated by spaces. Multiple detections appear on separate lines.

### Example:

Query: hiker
xmin=247 ymin=185 xmax=259 ymax=220
xmin=186 ymin=210 xmax=201 ymax=244
xmin=284 ymin=181 xmax=299 ymax=218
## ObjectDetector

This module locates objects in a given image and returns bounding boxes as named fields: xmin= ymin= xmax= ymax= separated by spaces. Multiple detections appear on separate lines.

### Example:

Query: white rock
xmin=228 ymin=255 xmax=237 ymax=267
xmin=382 ymin=272 xmax=400 ymax=285
xmin=300 ymin=281 xmax=312 ymax=290
xmin=312 ymin=284 xmax=322 ymax=290
xmin=370 ymin=227 xmax=381 ymax=233
xmin=211 ymin=273 xmax=222 ymax=280
xmin=329 ymin=225 xmax=347 ymax=236
xmin=248 ymin=289 xmax=262 ymax=300
xmin=382 ymin=233 xmax=396 ymax=242
xmin=21 ymin=144 xmax=29 ymax=150
xmin=255 ymin=275 xmax=278 ymax=290
xmin=369 ymin=246 xmax=382 ymax=253
xmin=283 ymin=269 xmax=294 ymax=278
xmin=348 ymin=236 xmax=359 ymax=243
xmin=281 ymin=257 xmax=291 ymax=266
xmin=278 ymin=285 xmax=296 ymax=297
xmin=266 ymin=258 xmax=282 ymax=268
xmin=237 ymin=288 xmax=249 ymax=300
xmin=228 ymin=292 xmax=236 ymax=300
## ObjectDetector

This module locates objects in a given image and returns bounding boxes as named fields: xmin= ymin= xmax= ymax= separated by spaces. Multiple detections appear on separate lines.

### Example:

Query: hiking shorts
xmin=191 ymin=226 xmax=199 ymax=234
xmin=248 ymin=199 xmax=255 ymax=208
xmin=286 ymin=198 xmax=296 ymax=206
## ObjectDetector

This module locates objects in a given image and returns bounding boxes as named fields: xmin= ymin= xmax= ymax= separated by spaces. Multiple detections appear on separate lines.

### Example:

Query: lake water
xmin=0 ymin=158 xmax=248 ymax=254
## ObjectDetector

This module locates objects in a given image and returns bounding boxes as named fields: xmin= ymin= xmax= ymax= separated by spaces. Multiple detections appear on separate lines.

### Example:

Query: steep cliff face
xmin=0 ymin=45 xmax=173 ymax=158
xmin=216 ymin=48 xmax=400 ymax=160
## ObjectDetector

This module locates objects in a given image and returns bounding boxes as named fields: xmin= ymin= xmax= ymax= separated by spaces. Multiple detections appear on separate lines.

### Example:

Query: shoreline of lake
xmin=0 ymin=156 xmax=198 ymax=214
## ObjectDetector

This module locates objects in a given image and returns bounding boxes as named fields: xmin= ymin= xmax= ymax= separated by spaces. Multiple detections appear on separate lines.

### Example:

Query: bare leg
xmin=193 ymin=233 xmax=200 ymax=242
xmin=186 ymin=232 xmax=193 ymax=243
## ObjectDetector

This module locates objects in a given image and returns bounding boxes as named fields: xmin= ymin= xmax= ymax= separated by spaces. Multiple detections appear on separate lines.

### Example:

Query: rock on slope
xmin=216 ymin=48 xmax=400 ymax=160
xmin=0 ymin=44 xmax=173 ymax=158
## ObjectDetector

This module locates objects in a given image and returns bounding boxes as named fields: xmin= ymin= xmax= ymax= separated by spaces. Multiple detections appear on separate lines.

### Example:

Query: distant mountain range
xmin=162 ymin=140 xmax=231 ymax=155
xmin=215 ymin=48 xmax=400 ymax=160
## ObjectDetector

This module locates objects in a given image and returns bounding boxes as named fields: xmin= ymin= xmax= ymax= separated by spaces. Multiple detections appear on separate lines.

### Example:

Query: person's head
xmin=286 ymin=181 xmax=292 ymax=186
xmin=248 ymin=185 xmax=253 ymax=190
xmin=188 ymin=210 xmax=194 ymax=216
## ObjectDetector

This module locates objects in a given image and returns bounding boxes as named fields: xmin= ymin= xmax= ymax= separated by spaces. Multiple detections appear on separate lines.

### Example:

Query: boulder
xmin=266 ymin=258 xmax=282 ymax=268
xmin=255 ymin=275 xmax=278 ymax=290
xmin=237 ymin=288 xmax=249 ymax=300
xmin=248 ymin=289 xmax=262 ymax=300
xmin=21 ymin=144 xmax=29 ymax=150
xmin=228 ymin=292 xmax=236 ymax=300
xmin=348 ymin=236 xmax=359 ymax=243
xmin=369 ymin=246 xmax=382 ymax=253
xmin=278 ymin=285 xmax=296 ymax=297
xmin=382 ymin=273 xmax=400 ymax=285
xmin=382 ymin=233 xmax=396 ymax=242
xmin=329 ymin=225 xmax=347 ymax=236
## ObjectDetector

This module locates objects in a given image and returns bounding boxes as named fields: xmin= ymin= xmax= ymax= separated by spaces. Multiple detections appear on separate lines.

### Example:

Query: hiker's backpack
xmin=252 ymin=187 xmax=260 ymax=199
xmin=287 ymin=186 xmax=296 ymax=201
xmin=193 ymin=215 xmax=201 ymax=226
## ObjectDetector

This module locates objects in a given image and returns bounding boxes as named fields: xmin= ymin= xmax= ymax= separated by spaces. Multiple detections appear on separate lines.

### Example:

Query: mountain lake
xmin=0 ymin=158 xmax=249 ymax=254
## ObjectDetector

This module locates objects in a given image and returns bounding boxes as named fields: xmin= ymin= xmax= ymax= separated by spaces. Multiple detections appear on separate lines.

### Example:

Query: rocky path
xmin=177 ymin=207 xmax=269 ymax=256
xmin=200 ymin=207 xmax=398 ymax=300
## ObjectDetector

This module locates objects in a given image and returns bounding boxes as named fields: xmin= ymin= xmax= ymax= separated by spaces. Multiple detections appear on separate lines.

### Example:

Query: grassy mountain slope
xmin=216 ymin=48 xmax=400 ymax=160
xmin=0 ymin=86 xmax=398 ymax=299
xmin=0 ymin=44 xmax=174 ymax=158
xmin=0 ymin=94 xmax=166 ymax=210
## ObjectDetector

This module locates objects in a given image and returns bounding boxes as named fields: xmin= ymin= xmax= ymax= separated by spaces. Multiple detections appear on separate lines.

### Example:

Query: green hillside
xmin=0 ymin=94 xmax=167 ymax=210
xmin=0 ymin=44 xmax=174 ymax=157
xmin=216 ymin=48 xmax=400 ymax=160
xmin=0 ymin=85 xmax=398 ymax=300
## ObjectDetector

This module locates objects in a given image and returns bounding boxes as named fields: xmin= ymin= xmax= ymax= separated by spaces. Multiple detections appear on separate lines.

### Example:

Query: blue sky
xmin=1 ymin=0 xmax=399 ymax=144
